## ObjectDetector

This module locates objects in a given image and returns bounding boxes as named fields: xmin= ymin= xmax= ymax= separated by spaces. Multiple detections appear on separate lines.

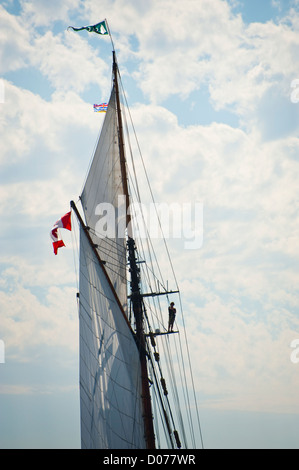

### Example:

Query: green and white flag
xmin=68 ymin=20 xmax=108 ymax=35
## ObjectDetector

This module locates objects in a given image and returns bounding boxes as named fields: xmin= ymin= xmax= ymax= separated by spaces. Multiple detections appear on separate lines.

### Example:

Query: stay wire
xmin=120 ymin=80 xmax=204 ymax=449
xmin=116 ymin=64 xmax=204 ymax=449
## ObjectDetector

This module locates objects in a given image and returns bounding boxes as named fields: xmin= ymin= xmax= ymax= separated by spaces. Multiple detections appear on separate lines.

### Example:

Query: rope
xmin=119 ymin=78 xmax=204 ymax=449
xmin=71 ymin=54 xmax=205 ymax=448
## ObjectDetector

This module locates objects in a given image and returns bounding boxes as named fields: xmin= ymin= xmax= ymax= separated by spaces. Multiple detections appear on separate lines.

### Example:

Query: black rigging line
xmin=119 ymin=82 xmax=205 ymax=449
xmin=73 ymin=57 xmax=205 ymax=449
xmin=121 ymin=83 xmax=203 ymax=448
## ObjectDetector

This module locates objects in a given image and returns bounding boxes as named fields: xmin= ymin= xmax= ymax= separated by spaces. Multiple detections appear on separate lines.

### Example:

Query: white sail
xmin=66 ymin=27 xmax=202 ymax=449
xmin=80 ymin=86 xmax=127 ymax=312
xmin=78 ymin=81 xmax=147 ymax=449
xmin=79 ymin=225 xmax=146 ymax=449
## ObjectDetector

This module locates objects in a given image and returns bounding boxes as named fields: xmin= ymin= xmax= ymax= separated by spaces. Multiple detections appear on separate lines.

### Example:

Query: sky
xmin=0 ymin=0 xmax=299 ymax=449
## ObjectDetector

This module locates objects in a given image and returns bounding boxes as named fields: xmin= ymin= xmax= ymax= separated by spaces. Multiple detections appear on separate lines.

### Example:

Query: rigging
xmin=69 ymin=33 xmax=204 ymax=449
xmin=120 ymin=71 xmax=204 ymax=449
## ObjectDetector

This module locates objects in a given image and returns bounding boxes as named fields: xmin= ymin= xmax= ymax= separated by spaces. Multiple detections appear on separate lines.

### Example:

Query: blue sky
xmin=0 ymin=0 xmax=299 ymax=449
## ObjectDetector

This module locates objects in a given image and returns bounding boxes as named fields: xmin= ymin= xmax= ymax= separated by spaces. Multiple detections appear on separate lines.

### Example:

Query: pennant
xmin=68 ymin=20 xmax=108 ymax=35
xmin=93 ymin=103 xmax=108 ymax=112
xmin=50 ymin=211 xmax=72 ymax=255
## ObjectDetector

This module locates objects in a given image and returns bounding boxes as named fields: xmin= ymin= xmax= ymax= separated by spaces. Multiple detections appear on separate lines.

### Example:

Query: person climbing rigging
xmin=168 ymin=302 xmax=176 ymax=332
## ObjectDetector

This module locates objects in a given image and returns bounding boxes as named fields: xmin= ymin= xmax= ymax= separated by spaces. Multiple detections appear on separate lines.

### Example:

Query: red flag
xmin=53 ymin=239 xmax=65 ymax=255
xmin=50 ymin=211 xmax=72 ymax=255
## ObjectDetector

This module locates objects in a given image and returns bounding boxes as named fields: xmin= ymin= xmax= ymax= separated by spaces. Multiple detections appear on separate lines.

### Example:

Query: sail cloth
xmin=81 ymin=86 xmax=128 ymax=313
xmin=79 ymin=225 xmax=146 ymax=449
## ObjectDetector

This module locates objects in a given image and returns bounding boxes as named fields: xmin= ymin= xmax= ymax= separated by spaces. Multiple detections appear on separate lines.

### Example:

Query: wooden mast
xmin=113 ymin=51 xmax=131 ymax=228
xmin=127 ymin=237 xmax=156 ymax=449
xmin=113 ymin=51 xmax=156 ymax=449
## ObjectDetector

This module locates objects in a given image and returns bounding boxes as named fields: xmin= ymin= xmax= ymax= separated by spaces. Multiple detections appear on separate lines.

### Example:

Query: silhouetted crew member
xmin=168 ymin=302 xmax=176 ymax=332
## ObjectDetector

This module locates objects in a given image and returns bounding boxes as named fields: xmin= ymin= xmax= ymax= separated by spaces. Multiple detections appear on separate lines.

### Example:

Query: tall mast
xmin=113 ymin=51 xmax=130 ymax=228
xmin=113 ymin=51 xmax=155 ymax=449
xmin=127 ymin=237 xmax=156 ymax=449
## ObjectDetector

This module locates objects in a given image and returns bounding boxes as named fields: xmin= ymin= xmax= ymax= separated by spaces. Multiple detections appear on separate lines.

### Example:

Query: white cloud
xmin=0 ymin=5 xmax=32 ymax=74
xmin=31 ymin=30 xmax=111 ymax=93
xmin=125 ymin=94 xmax=299 ymax=413
xmin=0 ymin=80 xmax=97 ymax=161
xmin=81 ymin=0 xmax=299 ymax=126
xmin=179 ymin=286 xmax=299 ymax=413
xmin=20 ymin=0 xmax=81 ymax=27
xmin=0 ymin=261 xmax=78 ymax=360
xmin=0 ymin=80 xmax=105 ymax=220
xmin=1 ymin=0 xmax=299 ymax=422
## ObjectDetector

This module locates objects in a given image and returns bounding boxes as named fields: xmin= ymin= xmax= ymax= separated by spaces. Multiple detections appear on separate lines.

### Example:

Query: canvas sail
xmin=80 ymin=85 xmax=127 ymax=312
xmin=78 ymin=83 xmax=146 ymax=448
xmin=62 ymin=18 xmax=204 ymax=449
xmin=79 ymin=225 xmax=146 ymax=449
